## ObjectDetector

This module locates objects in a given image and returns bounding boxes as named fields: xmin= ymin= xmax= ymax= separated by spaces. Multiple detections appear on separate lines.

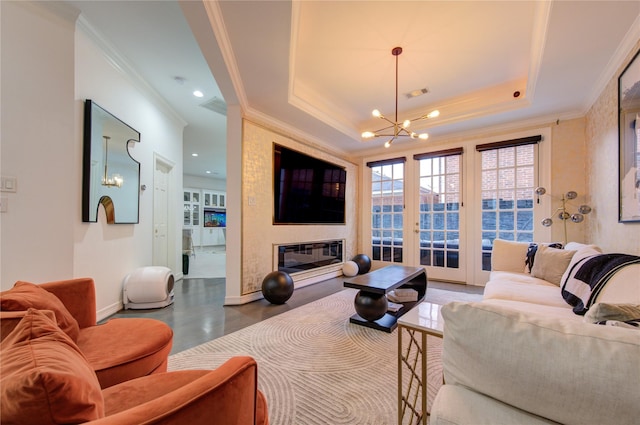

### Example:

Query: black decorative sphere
xmin=354 ymin=291 xmax=388 ymax=321
xmin=261 ymin=271 xmax=294 ymax=304
xmin=352 ymin=254 xmax=372 ymax=274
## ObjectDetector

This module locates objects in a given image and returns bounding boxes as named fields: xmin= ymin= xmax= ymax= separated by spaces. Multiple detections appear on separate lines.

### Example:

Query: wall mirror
xmin=618 ymin=50 xmax=640 ymax=223
xmin=82 ymin=100 xmax=140 ymax=224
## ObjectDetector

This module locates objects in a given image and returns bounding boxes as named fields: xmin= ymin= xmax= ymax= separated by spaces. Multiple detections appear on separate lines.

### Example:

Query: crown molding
xmin=584 ymin=12 xmax=640 ymax=114
xmin=76 ymin=15 xmax=187 ymax=127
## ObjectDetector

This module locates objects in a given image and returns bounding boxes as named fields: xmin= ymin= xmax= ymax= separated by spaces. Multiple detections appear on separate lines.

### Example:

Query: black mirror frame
xmin=82 ymin=100 xmax=141 ymax=224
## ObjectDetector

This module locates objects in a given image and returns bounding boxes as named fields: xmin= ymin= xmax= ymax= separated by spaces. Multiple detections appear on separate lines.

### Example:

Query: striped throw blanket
xmin=561 ymin=254 xmax=640 ymax=315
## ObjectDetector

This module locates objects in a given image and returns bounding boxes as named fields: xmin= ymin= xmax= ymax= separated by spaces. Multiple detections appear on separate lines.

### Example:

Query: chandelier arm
xmin=378 ymin=115 xmax=396 ymax=126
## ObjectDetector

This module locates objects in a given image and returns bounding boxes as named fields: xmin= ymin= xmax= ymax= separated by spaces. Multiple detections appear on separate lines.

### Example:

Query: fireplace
xmin=275 ymin=240 xmax=344 ymax=283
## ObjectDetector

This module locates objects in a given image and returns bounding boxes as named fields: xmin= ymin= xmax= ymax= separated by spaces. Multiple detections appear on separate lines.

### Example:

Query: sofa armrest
xmin=40 ymin=278 xmax=96 ymax=328
xmin=91 ymin=356 xmax=268 ymax=425
xmin=441 ymin=302 xmax=640 ymax=425
xmin=595 ymin=263 xmax=640 ymax=305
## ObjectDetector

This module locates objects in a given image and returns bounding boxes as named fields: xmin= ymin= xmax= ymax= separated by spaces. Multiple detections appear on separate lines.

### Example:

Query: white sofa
xmin=430 ymin=239 xmax=640 ymax=425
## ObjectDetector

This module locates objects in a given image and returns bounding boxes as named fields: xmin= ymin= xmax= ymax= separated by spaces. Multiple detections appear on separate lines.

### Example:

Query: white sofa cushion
xmin=491 ymin=239 xmax=530 ymax=273
xmin=488 ymin=271 xmax=556 ymax=287
xmin=483 ymin=281 xmax=570 ymax=309
xmin=441 ymin=302 xmax=640 ymax=425
xmin=481 ymin=298 xmax=577 ymax=319
xmin=431 ymin=385 xmax=558 ymax=425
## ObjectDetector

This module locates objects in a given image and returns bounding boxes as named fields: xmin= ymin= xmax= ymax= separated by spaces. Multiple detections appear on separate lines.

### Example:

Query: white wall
xmin=183 ymin=174 xmax=225 ymax=191
xmin=1 ymin=1 xmax=77 ymax=288
xmin=1 ymin=2 xmax=185 ymax=320
xmin=74 ymin=24 xmax=185 ymax=318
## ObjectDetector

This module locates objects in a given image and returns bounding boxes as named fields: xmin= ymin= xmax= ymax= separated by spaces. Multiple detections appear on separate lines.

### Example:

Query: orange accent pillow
xmin=0 ymin=281 xmax=80 ymax=341
xmin=0 ymin=308 xmax=104 ymax=425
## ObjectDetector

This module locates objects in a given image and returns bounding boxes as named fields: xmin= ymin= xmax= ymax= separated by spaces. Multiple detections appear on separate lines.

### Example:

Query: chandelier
xmin=101 ymin=135 xmax=123 ymax=188
xmin=361 ymin=47 xmax=440 ymax=148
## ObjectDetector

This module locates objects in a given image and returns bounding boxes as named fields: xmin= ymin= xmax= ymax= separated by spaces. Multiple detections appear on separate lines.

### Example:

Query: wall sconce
xmin=536 ymin=187 xmax=592 ymax=244
xmin=102 ymin=135 xmax=123 ymax=188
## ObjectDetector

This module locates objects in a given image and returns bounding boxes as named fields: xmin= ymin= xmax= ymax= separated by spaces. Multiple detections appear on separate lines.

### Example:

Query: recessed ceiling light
xmin=205 ymin=170 xmax=211 ymax=174
xmin=191 ymin=153 xmax=198 ymax=157
xmin=193 ymin=90 xmax=204 ymax=98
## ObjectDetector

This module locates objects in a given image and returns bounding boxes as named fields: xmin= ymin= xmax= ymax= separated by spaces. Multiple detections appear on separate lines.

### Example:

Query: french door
xmin=412 ymin=150 xmax=465 ymax=282
xmin=369 ymin=152 xmax=466 ymax=283
xmin=367 ymin=133 xmax=547 ymax=285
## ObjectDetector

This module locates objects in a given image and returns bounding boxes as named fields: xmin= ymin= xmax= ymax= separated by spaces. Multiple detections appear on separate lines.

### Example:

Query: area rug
xmin=169 ymin=287 xmax=482 ymax=425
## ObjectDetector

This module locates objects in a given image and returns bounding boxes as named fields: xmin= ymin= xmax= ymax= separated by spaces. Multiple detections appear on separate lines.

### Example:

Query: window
xmin=369 ymin=159 xmax=405 ymax=263
xmin=477 ymin=137 xmax=540 ymax=270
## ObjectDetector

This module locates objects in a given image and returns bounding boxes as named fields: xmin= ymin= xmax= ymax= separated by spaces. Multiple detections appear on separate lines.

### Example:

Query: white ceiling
xmin=69 ymin=1 xmax=640 ymax=180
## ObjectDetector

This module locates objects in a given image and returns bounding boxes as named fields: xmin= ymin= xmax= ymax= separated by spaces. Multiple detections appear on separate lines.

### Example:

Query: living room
xmin=2 ymin=0 xmax=639 ymax=311
xmin=2 ymin=1 xmax=640 ymax=424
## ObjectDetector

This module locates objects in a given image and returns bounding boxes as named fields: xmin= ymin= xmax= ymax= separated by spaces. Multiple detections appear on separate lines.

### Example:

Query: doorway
xmin=368 ymin=154 xmax=466 ymax=283
xmin=153 ymin=154 xmax=175 ymax=270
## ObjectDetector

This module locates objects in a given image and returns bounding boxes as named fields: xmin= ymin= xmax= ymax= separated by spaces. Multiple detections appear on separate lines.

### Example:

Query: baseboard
xmin=97 ymin=301 xmax=122 ymax=322
xmin=224 ymin=291 xmax=264 ymax=305
xmin=224 ymin=269 xmax=344 ymax=305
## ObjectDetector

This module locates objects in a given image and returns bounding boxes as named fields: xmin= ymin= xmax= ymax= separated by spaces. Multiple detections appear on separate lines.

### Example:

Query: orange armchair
xmin=91 ymin=356 xmax=269 ymax=424
xmin=1 ymin=278 xmax=173 ymax=388
xmin=0 ymin=307 xmax=268 ymax=425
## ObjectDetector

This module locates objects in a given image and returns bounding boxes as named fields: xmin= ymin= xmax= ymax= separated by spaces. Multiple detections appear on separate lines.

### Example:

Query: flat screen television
xmin=273 ymin=144 xmax=346 ymax=224
xmin=204 ymin=208 xmax=226 ymax=227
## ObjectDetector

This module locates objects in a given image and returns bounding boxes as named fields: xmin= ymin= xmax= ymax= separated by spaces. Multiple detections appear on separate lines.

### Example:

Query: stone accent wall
xmin=241 ymin=120 xmax=358 ymax=295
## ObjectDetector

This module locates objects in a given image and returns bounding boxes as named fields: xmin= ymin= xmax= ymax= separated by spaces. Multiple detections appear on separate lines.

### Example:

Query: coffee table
xmin=343 ymin=265 xmax=427 ymax=332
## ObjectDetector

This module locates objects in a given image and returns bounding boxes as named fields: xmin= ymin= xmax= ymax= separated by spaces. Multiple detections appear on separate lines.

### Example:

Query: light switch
xmin=248 ymin=196 xmax=256 ymax=206
xmin=1 ymin=176 xmax=17 ymax=192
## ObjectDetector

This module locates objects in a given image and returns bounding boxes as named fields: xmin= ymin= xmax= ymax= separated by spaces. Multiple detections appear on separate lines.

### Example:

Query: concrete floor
xmin=108 ymin=276 xmax=483 ymax=355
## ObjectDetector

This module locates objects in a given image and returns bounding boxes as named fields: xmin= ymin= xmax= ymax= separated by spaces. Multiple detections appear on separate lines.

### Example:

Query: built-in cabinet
xmin=183 ymin=188 xmax=226 ymax=248
xmin=203 ymin=190 xmax=225 ymax=208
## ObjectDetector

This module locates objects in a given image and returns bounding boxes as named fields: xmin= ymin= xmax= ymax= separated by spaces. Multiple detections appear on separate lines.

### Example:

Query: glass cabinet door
xmin=204 ymin=193 xmax=211 ymax=206
xmin=192 ymin=204 xmax=200 ymax=226
xmin=184 ymin=191 xmax=190 ymax=202
xmin=183 ymin=204 xmax=190 ymax=225
xmin=220 ymin=194 xmax=225 ymax=207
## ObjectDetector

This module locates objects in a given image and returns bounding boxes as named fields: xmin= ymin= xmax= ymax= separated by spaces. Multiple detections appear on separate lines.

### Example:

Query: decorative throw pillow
xmin=0 ymin=281 xmax=80 ymax=341
xmin=491 ymin=239 xmax=530 ymax=273
xmin=584 ymin=303 xmax=640 ymax=323
xmin=0 ymin=309 xmax=104 ymax=424
xmin=525 ymin=242 xmax=564 ymax=273
xmin=530 ymin=245 xmax=576 ymax=286
xmin=559 ymin=245 xmax=602 ymax=287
